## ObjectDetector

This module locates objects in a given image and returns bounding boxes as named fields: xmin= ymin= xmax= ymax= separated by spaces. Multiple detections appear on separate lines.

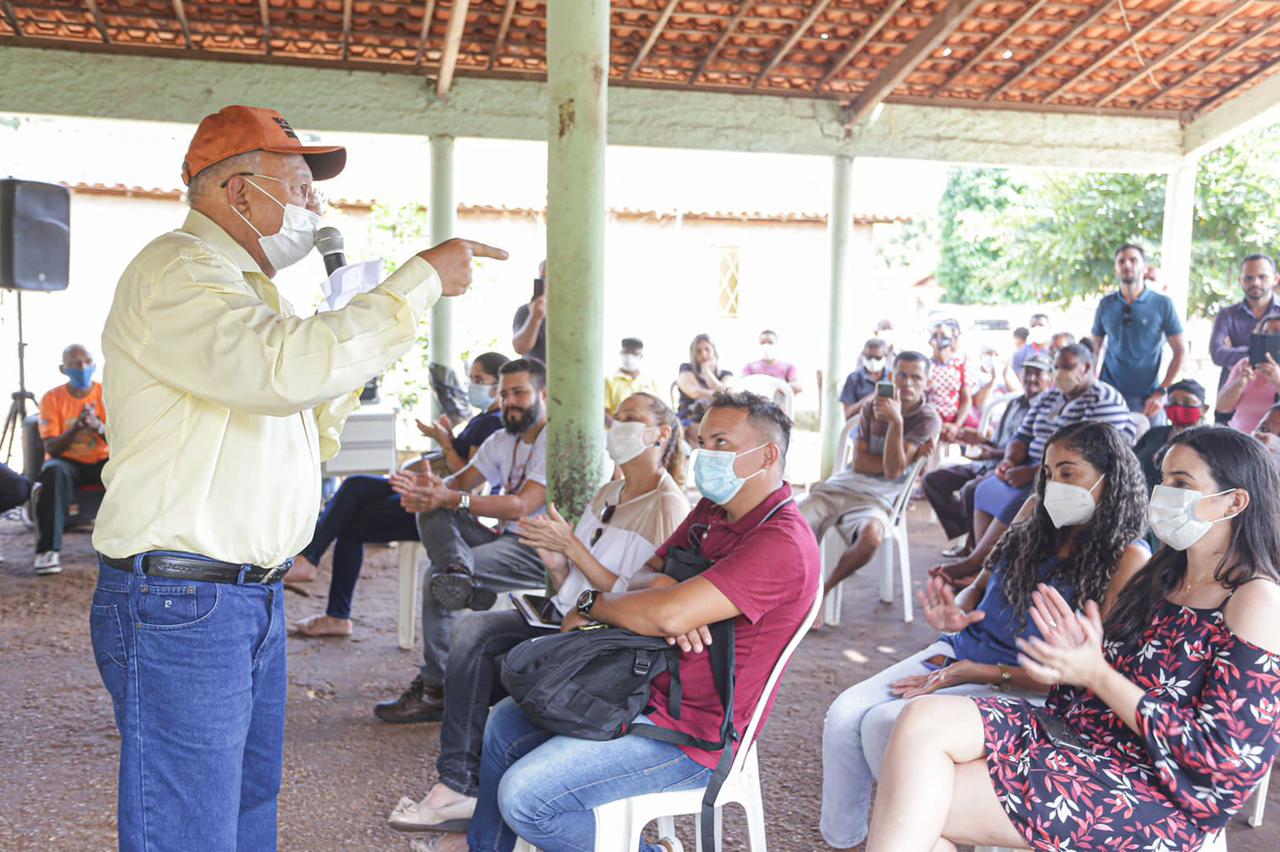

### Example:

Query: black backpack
xmin=499 ymin=499 xmax=792 ymax=851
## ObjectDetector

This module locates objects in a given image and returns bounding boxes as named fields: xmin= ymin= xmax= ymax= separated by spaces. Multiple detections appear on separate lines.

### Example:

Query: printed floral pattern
xmin=926 ymin=357 xmax=967 ymax=423
xmin=974 ymin=599 xmax=1280 ymax=850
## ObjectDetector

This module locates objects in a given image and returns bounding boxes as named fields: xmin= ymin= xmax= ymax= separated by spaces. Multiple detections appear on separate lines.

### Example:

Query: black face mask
xmin=503 ymin=398 xmax=543 ymax=434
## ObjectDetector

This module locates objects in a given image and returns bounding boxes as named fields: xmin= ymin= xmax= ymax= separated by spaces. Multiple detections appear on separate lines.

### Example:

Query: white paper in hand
xmin=320 ymin=259 xmax=384 ymax=312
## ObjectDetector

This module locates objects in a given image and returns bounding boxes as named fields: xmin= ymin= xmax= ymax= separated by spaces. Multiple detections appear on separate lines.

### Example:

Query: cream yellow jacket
xmin=93 ymin=210 xmax=440 ymax=567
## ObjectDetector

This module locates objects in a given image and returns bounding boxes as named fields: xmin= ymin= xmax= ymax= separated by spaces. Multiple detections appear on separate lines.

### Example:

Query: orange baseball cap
xmin=181 ymin=105 xmax=347 ymax=185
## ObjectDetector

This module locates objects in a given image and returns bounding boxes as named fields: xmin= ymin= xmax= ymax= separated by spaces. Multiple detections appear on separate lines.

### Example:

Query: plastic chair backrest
xmin=887 ymin=458 xmax=927 ymax=527
xmin=731 ymin=374 xmax=795 ymax=416
xmin=729 ymin=577 xmax=823 ymax=777
xmin=977 ymin=391 xmax=1021 ymax=438
xmin=835 ymin=416 xmax=858 ymax=469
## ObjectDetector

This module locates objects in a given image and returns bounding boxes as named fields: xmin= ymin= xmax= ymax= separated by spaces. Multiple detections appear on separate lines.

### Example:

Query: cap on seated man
xmin=34 ymin=343 xmax=109 ymax=575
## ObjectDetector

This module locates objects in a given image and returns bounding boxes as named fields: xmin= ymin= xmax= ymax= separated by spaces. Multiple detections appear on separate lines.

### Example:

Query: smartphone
xmin=532 ymin=277 xmax=545 ymax=300
xmin=1249 ymin=333 xmax=1280 ymax=366
xmin=876 ymin=381 xmax=895 ymax=399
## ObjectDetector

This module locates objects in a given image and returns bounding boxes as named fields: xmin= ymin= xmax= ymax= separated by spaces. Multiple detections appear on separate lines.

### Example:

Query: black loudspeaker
xmin=0 ymin=179 xmax=70 ymax=291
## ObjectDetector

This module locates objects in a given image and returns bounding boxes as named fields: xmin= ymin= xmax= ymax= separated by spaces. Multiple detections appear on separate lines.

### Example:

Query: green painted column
xmin=429 ymin=134 xmax=455 ymax=420
xmin=820 ymin=155 xmax=854 ymax=480
xmin=545 ymin=0 xmax=608 ymax=519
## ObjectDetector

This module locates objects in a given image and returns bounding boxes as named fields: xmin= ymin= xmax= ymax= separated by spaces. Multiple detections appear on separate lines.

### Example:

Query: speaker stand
xmin=0 ymin=291 xmax=36 ymax=464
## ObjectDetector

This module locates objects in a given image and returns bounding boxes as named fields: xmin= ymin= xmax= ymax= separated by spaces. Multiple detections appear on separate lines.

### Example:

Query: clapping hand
xmin=1015 ymin=583 xmax=1108 ymax=689
xmin=516 ymin=503 xmax=576 ymax=554
xmin=417 ymin=238 xmax=509 ymax=297
xmin=890 ymin=662 xmax=970 ymax=699
xmin=919 ymin=575 xmax=985 ymax=633
xmin=416 ymin=414 xmax=453 ymax=447
xmin=390 ymin=468 xmax=449 ymax=513
xmin=78 ymin=407 xmax=103 ymax=435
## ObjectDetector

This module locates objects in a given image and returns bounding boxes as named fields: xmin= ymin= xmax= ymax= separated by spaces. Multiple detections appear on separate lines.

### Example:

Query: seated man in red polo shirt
xmin=444 ymin=390 xmax=820 ymax=852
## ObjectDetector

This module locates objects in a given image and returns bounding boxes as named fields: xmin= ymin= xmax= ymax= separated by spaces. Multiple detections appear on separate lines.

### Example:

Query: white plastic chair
xmin=817 ymin=415 xmax=924 ymax=626
xmin=514 ymin=580 xmax=824 ymax=852
xmin=976 ymin=391 xmax=1021 ymax=439
xmin=731 ymin=374 xmax=795 ymax=416
xmin=396 ymin=541 xmax=422 ymax=650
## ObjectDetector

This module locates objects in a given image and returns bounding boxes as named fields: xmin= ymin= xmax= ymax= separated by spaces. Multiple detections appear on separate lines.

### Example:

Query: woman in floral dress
xmin=866 ymin=426 xmax=1280 ymax=851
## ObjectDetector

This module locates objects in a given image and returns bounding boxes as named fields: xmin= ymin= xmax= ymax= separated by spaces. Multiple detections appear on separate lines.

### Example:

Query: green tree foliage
xmin=933 ymin=125 xmax=1280 ymax=317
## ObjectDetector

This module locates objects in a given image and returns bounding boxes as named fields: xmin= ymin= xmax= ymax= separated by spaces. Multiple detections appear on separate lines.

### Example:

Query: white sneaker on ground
xmin=34 ymin=551 xmax=61 ymax=575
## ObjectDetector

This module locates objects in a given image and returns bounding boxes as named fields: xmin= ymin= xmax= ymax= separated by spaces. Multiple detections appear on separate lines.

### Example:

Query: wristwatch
xmin=997 ymin=663 xmax=1012 ymax=692
xmin=457 ymin=492 xmax=471 ymax=513
xmin=576 ymin=589 xmax=598 ymax=618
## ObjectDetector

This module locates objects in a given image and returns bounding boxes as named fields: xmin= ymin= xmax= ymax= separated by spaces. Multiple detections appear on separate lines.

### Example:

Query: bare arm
xmin=1158 ymin=333 xmax=1187 ymax=390
xmin=454 ymin=480 xmax=547 ymax=522
xmin=1216 ymin=363 xmax=1251 ymax=413
xmin=43 ymin=418 xmax=89 ymax=458
xmin=588 ymin=575 xmax=740 ymax=639
xmin=512 ymin=297 xmax=546 ymax=356
xmin=676 ymin=370 xmax=717 ymax=401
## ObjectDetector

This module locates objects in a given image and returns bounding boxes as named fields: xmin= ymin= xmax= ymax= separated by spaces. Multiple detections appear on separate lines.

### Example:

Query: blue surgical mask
xmin=468 ymin=382 xmax=495 ymax=411
xmin=65 ymin=365 xmax=95 ymax=391
xmin=694 ymin=444 xmax=768 ymax=505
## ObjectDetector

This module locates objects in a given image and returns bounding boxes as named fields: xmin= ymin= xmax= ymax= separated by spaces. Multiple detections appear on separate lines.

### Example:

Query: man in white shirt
xmin=377 ymin=357 xmax=550 ymax=723
xmin=90 ymin=105 xmax=504 ymax=851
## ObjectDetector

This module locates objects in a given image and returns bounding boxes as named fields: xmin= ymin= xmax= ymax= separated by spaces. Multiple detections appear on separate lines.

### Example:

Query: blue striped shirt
xmin=1014 ymin=381 xmax=1135 ymax=461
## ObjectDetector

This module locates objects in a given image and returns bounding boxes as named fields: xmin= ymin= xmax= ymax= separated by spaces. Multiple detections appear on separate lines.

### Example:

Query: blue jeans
xmin=300 ymin=475 xmax=419 ymax=619
xmin=89 ymin=554 xmax=288 ymax=851
xmin=470 ymin=698 xmax=711 ymax=852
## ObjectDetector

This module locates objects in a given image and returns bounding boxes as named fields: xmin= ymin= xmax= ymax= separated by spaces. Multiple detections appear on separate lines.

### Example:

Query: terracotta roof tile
xmin=7 ymin=0 xmax=1280 ymax=119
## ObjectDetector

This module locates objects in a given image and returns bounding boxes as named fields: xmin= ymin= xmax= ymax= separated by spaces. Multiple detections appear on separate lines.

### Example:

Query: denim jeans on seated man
xmin=89 ymin=555 xmax=286 ymax=851
xmin=469 ymin=697 xmax=711 ymax=852
xmin=418 ymin=508 xmax=545 ymax=688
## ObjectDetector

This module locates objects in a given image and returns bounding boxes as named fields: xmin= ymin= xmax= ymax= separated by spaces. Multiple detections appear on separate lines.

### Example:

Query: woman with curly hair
xmin=867 ymin=426 xmax=1280 ymax=851
xmin=820 ymin=420 xmax=1149 ymax=849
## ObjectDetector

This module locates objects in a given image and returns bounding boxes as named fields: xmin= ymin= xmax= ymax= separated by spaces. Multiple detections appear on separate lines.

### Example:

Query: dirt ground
xmin=2 ymin=502 xmax=1277 ymax=851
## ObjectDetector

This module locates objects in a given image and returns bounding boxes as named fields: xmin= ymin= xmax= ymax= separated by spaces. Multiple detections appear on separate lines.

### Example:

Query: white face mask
xmin=232 ymin=176 xmax=321 ymax=271
xmin=864 ymin=357 xmax=886 ymax=373
xmin=1042 ymin=476 xmax=1103 ymax=529
xmin=760 ymin=343 xmax=777 ymax=361
xmin=606 ymin=421 xmax=658 ymax=465
xmin=620 ymin=353 xmax=641 ymax=372
xmin=1148 ymin=484 xmax=1240 ymax=551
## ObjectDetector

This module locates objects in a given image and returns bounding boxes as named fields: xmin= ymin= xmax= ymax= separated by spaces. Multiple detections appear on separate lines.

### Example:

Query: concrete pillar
xmin=545 ymin=0 xmax=608 ymax=519
xmin=1161 ymin=155 xmax=1198 ymax=322
xmin=820 ymin=155 xmax=854 ymax=480
xmin=429 ymin=135 xmax=456 ymax=420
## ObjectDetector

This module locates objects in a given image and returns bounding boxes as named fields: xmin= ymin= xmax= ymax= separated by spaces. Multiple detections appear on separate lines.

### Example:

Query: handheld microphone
xmin=315 ymin=226 xmax=346 ymax=276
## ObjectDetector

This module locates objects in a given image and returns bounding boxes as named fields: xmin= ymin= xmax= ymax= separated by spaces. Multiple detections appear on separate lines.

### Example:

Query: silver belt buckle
xmin=259 ymin=562 xmax=290 ymax=584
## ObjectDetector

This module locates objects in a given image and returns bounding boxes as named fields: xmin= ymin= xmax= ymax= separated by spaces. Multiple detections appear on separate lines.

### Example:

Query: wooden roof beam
xmin=985 ymin=0 xmax=1116 ymax=101
xmin=436 ymin=0 xmax=470 ymax=99
xmin=489 ymin=0 xmax=518 ymax=68
xmin=626 ymin=0 xmax=681 ymax=80
xmin=691 ymin=2 xmax=753 ymax=83
xmin=1184 ymin=54 xmax=1280 ymax=155
xmin=818 ymin=0 xmax=910 ymax=90
xmin=931 ymin=0 xmax=1052 ymax=95
xmin=843 ymin=0 xmax=986 ymax=125
xmin=1042 ymin=0 xmax=1189 ymax=103
xmin=258 ymin=0 xmax=271 ymax=54
xmin=83 ymin=0 xmax=110 ymax=43
xmin=753 ymin=0 xmax=834 ymax=87
xmin=1137 ymin=13 xmax=1280 ymax=109
xmin=1095 ymin=0 xmax=1255 ymax=107
xmin=2 ymin=0 xmax=24 ymax=36
xmin=415 ymin=0 xmax=438 ymax=66
xmin=340 ymin=0 xmax=353 ymax=61
xmin=171 ymin=0 xmax=192 ymax=49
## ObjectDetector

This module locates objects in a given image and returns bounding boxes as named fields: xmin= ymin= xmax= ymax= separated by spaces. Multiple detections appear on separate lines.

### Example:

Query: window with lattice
xmin=717 ymin=246 xmax=741 ymax=318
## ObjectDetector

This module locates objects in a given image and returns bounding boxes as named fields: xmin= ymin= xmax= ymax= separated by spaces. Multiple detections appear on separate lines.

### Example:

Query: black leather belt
xmin=100 ymin=553 xmax=289 ymax=585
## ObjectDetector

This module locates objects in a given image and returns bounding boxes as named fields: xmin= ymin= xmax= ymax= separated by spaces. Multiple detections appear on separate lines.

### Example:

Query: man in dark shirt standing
xmin=512 ymin=259 xmax=547 ymax=364
xmin=1209 ymin=254 xmax=1280 ymax=389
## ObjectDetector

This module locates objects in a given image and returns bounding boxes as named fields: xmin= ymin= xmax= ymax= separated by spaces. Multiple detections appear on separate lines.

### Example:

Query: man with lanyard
xmin=90 ymin=105 xmax=503 ymax=850
xmin=1210 ymin=254 xmax=1280 ymax=417
xmin=376 ymin=357 xmax=551 ymax=724
xmin=461 ymin=390 xmax=820 ymax=852
xmin=1089 ymin=243 xmax=1186 ymax=420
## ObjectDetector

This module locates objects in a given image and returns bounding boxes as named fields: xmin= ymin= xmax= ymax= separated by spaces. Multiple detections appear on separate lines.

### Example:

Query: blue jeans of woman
xmin=299 ymin=474 xmax=419 ymax=619
xmin=89 ymin=554 xmax=287 ymax=851
xmin=469 ymin=698 xmax=711 ymax=852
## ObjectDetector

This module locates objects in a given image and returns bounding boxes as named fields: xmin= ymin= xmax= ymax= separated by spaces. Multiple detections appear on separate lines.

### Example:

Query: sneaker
xmin=34 ymin=551 xmax=61 ymax=575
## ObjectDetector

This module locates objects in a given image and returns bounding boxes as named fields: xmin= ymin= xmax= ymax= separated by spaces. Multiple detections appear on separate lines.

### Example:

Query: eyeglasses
xmin=219 ymin=172 xmax=325 ymax=209
xmin=1122 ymin=304 xmax=1134 ymax=326
xmin=589 ymin=503 xmax=617 ymax=548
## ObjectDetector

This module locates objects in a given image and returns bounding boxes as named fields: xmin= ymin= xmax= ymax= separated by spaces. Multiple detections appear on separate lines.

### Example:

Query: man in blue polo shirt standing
xmin=1090 ymin=243 xmax=1186 ymax=419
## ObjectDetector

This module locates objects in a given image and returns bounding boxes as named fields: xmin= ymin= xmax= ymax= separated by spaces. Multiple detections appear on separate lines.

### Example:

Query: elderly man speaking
xmin=88 ymin=105 xmax=504 ymax=851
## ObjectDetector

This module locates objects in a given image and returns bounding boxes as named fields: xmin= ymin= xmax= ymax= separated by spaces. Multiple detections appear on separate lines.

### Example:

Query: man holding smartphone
xmin=512 ymin=259 xmax=548 ymax=364
xmin=798 ymin=351 xmax=940 ymax=602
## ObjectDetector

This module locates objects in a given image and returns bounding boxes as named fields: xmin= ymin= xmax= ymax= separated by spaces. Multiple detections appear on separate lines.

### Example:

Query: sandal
xmin=290 ymin=614 xmax=352 ymax=639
